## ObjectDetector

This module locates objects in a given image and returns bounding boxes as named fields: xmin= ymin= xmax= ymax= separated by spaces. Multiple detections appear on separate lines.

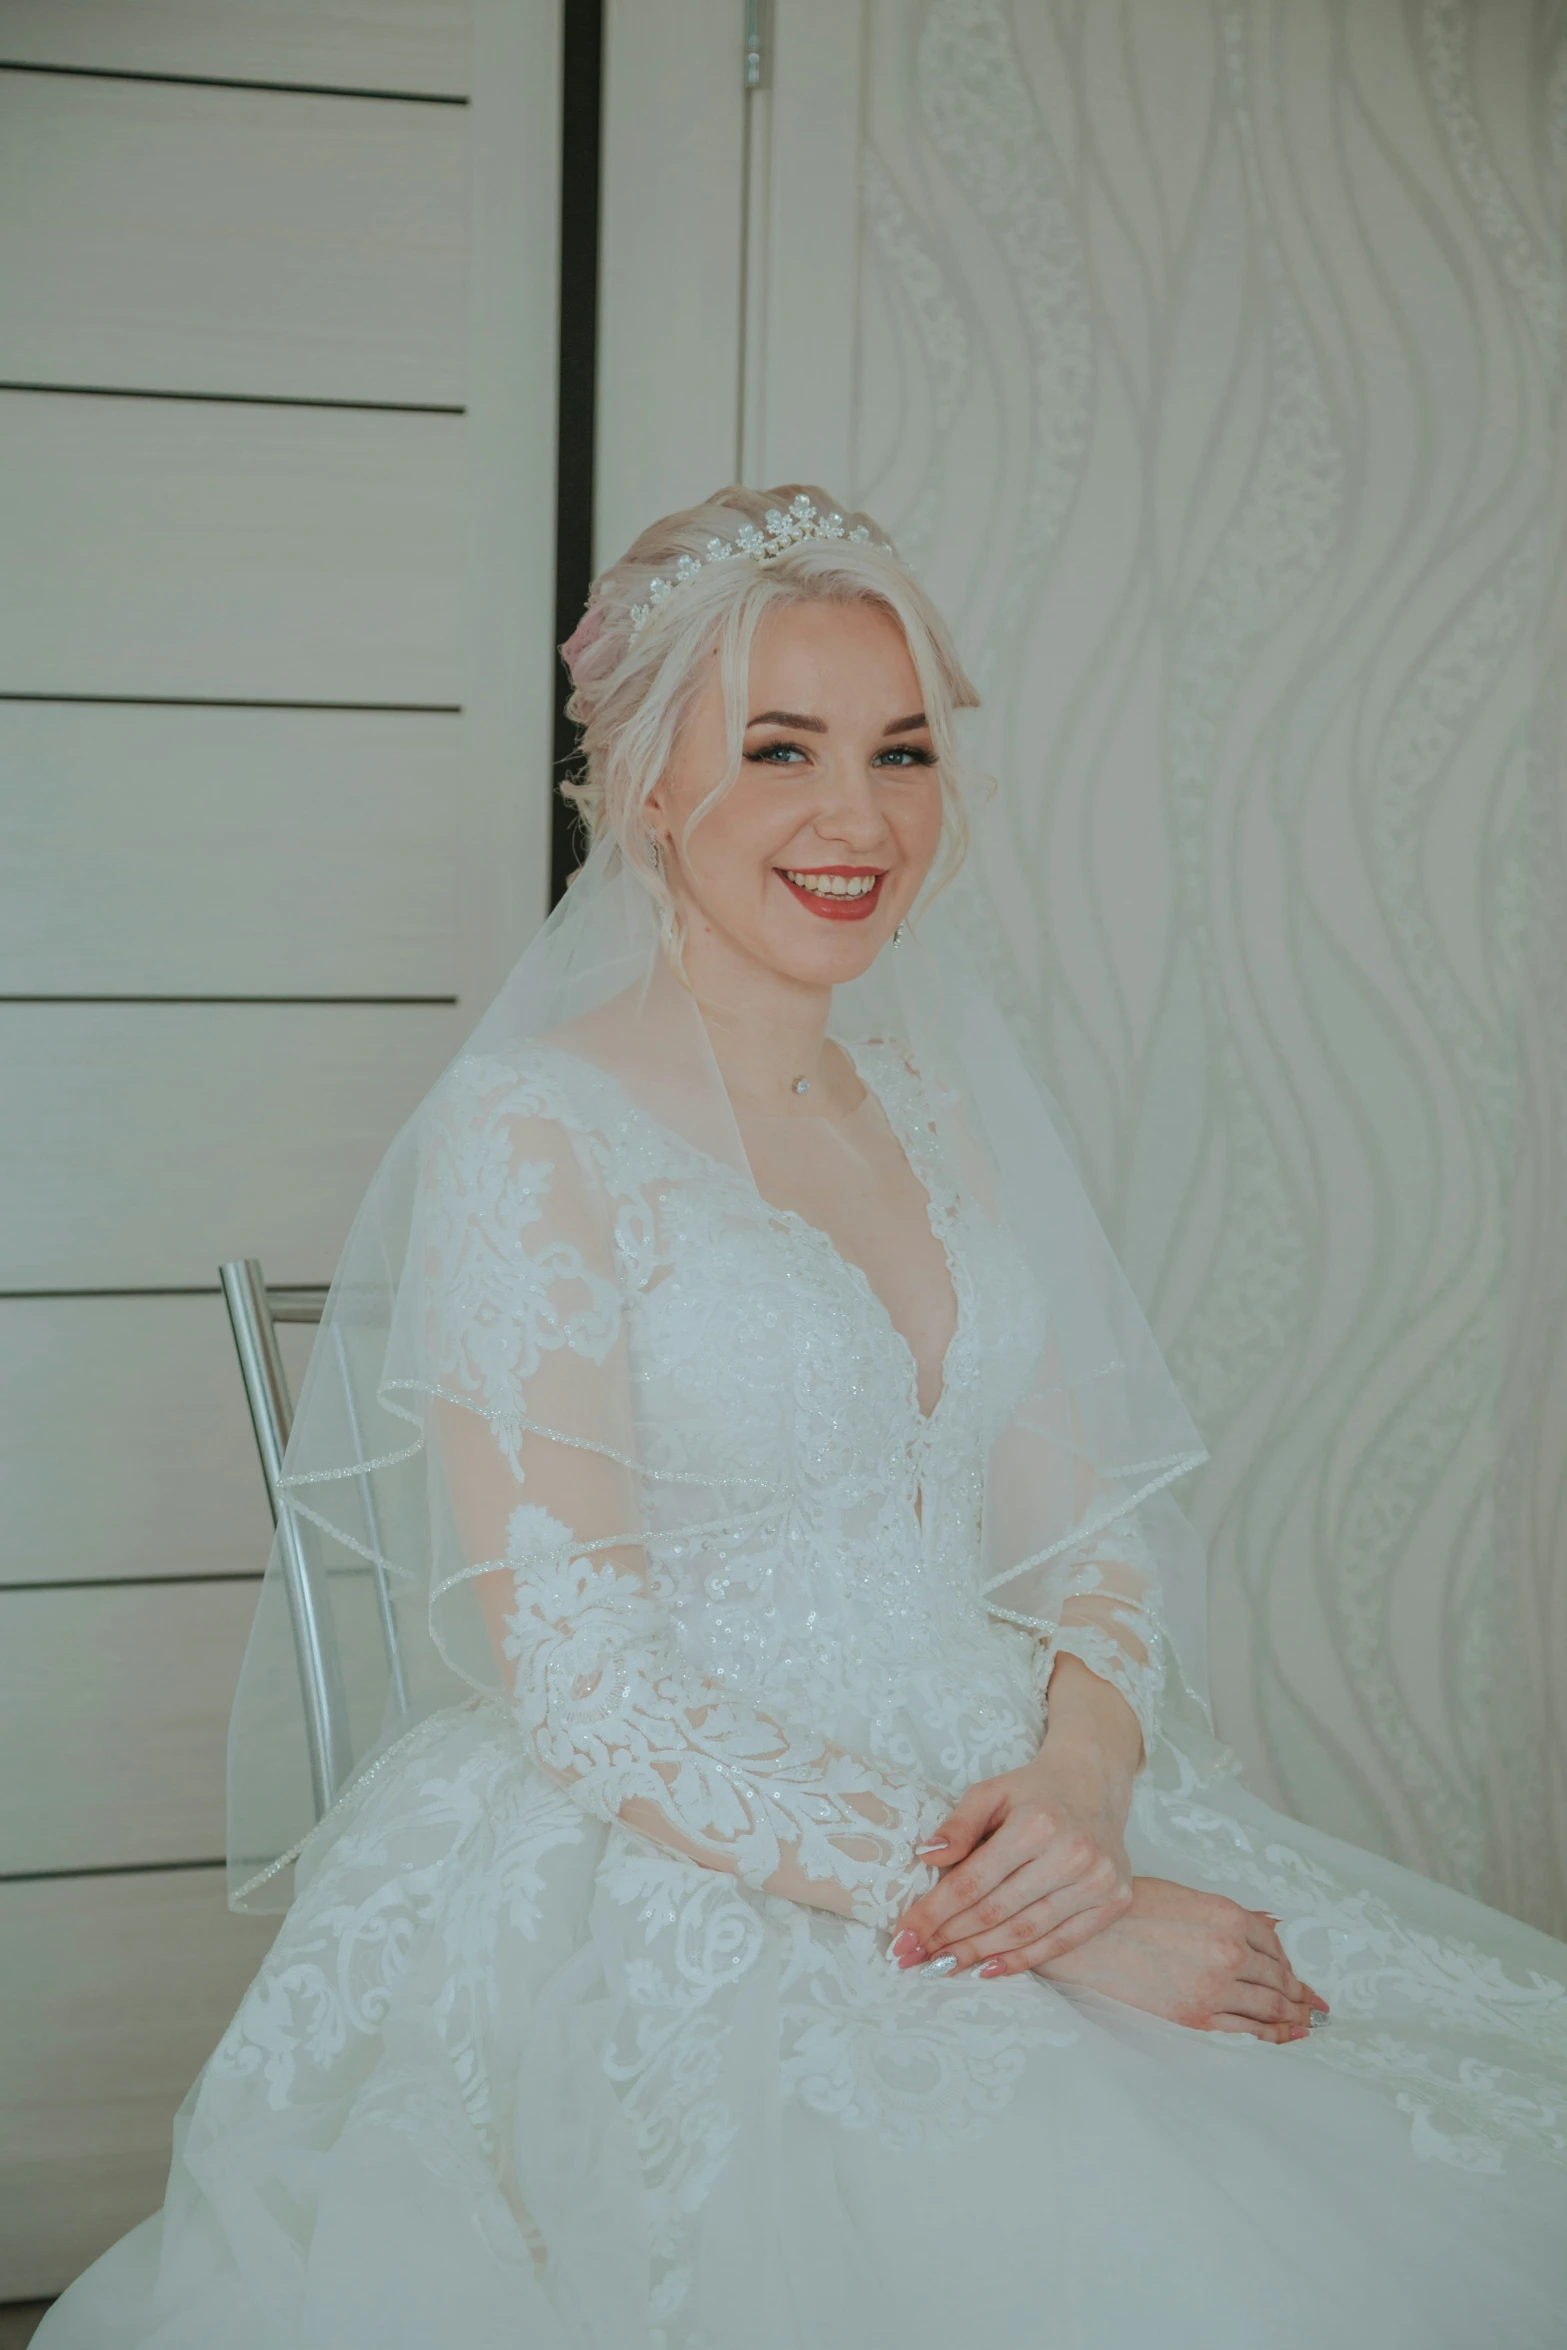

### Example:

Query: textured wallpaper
xmin=849 ymin=0 xmax=1567 ymax=1928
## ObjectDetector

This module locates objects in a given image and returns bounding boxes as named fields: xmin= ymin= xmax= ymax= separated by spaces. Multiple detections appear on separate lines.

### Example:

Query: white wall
xmin=600 ymin=0 xmax=1567 ymax=1935
xmin=0 ymin=0 xmax=561 ymax=2294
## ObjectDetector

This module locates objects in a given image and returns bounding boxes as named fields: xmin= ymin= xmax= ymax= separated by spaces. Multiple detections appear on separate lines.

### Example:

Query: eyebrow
xmin=744 ymin=709 xmax=930 ymax=735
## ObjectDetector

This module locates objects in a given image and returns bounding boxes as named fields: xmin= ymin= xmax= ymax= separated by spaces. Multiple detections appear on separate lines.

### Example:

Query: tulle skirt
xmin=36 ymin=1705 xmax=1567 ymax=2349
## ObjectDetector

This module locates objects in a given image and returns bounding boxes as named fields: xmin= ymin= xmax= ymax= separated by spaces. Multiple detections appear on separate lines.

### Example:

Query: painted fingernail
xmin=892 ymin=1930 xmax=919 ymax=1955
xmin=920 ymin=1953 xmax=959 ymax=1978
xmin=915 ymin=1840 xmax=949 ymax=1856
xmin=897 ymin=1948 xmax=928 ymax=1968
xmin=977 ymin=1959 xmax=1007 ymax=1978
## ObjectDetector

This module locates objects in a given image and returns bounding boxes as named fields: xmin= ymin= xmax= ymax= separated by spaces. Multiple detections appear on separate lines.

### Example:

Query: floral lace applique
xmin=770 ymin=1898 xmax=1077 ymax=2156
xmin=1133 ymin=1784 xmax=1567 ymax=2170
xmin=504 ymin=1514 xmax=949 ymax=1931
xmin=1304 ymin=2034 xmax=1566 ymax=2176
xmin=209 ymin=1711 xmax=583 ymax=2126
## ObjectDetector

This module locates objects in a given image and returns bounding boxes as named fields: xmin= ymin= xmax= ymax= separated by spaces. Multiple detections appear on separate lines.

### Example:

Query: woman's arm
xmin=422 ymin=1072 xmax=950 ymax=1933
xmin=891 ymin=1508 xmax=1170 ymax=1974
xmin=438 ymin=1399 xmax=949 ymax=1931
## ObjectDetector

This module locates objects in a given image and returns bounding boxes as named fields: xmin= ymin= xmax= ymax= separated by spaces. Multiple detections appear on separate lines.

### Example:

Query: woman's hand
xmin=893 ymin=1650 xmax=1144 ymax=1975
xmin=1042 ymin=1877 xmax=1329 ymax=2041
xmin=892 ymin=1739 xmax=1135 ymax=1975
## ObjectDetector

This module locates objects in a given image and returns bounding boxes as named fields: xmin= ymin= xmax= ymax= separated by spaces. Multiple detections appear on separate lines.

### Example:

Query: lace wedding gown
xmin=42 ymin=1039 xmax=1567 ymax=2349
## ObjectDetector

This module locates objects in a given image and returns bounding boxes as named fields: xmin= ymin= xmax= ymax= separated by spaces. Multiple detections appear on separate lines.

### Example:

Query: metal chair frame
xmin=220 ymin=1258 xmax=408 ymax=1822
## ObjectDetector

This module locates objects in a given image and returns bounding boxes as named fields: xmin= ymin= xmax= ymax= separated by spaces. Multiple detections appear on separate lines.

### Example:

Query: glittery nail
xmin=920 ymin=1953 xmax=958 ymax=1978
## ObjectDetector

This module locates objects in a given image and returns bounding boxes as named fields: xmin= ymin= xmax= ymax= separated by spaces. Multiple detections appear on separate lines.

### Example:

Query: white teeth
xmin=783 ymin=870 xmax=879 ymax=898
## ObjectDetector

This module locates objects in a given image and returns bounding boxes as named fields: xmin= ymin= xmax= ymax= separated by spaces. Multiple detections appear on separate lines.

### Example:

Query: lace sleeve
xmin=420 ymin=1057 xmax=946 ymax=1932
xmin=1033 ymin=1516 xmax=1166 ymax=1757
xmin=980 ymin=1331 xmax=1182 ymax=1762
xmin=482 ymin=1493 xmax=947 ymax=1928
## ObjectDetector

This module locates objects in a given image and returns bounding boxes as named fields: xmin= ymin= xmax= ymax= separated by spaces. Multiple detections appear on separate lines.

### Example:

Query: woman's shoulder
xmin=434 ymin=1038 xmax=633 ymax=1141
xmin=428 ymin=1035 xmax=714 ymax=1207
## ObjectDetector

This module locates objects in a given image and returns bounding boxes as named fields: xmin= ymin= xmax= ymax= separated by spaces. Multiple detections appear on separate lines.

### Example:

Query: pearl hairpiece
xmin=627 ymin=494 xmax=884 ymax=637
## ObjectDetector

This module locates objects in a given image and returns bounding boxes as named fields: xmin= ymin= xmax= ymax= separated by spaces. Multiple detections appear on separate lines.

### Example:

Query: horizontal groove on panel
xmin=2 ymin=1579 xmax=263 ymax=1597
xmin=1 ymin=1858 xmax=225 ymax=1885
xmin=3 ymin=1573 xmax=263 ymax=1593
xmin=0 ymin=695 xmax=462 ymax=713
xmin=0 ymin=995 xmax=460 ymax=1007
xmin=0 ymin=61 xmax=468 ymax=106
xmin=0 ymin=1287 xmax=221 ymax=1300
xmin=0 ymin=383 xmax=465 ymax=416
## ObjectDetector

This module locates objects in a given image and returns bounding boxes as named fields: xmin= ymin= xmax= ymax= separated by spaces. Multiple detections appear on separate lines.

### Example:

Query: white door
xmin=0 ymin=0 xmax=563 ymax=2293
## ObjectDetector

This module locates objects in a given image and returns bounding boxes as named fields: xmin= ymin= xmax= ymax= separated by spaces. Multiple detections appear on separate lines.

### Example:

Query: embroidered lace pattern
xmin=1131 ymin=1782 xmax=1567 ymax=2172
xmin=502 ymin=1512 xmax=951 ymax=1931
xmin=199 ymin=1034 xmax=1567 ymax=2343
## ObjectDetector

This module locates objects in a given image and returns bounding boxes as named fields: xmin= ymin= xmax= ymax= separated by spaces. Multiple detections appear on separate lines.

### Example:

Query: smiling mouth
xmin=776 ymin=867 xmax=887 ymax=920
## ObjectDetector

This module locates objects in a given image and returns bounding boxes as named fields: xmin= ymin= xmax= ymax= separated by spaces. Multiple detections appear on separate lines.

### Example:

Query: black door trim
xmin=550 ymin=0 xmax=605 ymax=906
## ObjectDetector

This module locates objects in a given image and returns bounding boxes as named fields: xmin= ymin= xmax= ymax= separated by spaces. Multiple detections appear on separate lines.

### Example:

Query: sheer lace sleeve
xmin=980 ymin=1345 xmax=1184 ymax=1764
xmin=419 ymin=1057 xmax=947 ymax=1932
xmin=1032 ymin=1516 xmax=1166 ymax=1757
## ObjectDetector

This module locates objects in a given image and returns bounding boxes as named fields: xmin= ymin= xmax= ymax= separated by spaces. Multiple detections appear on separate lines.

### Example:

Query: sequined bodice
xmin=533 ymin=1038 xmax=1054 ymax=1787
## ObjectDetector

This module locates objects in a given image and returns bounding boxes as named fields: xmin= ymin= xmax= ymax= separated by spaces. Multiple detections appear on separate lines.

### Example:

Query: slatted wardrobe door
xmin=0 ymin=0 xmax=562 ymax=2298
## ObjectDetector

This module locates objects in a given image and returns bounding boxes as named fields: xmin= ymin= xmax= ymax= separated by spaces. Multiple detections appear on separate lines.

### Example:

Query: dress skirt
xmin=35 ymin=1703 xmax=1567 ymax=2350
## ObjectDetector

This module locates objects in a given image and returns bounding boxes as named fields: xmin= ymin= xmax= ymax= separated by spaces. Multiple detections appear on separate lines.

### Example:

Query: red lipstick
xmin=775 ymin=866 xmax=887 ymax=922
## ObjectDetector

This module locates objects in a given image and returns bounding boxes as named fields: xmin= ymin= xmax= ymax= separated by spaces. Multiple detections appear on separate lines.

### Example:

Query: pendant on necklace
xmin=792 ymin=1076 xmax=810 ymax=1095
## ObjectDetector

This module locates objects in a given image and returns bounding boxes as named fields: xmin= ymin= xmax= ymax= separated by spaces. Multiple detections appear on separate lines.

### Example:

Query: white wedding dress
xmin=41 ymin=1037 xmax=1567 ymax=2349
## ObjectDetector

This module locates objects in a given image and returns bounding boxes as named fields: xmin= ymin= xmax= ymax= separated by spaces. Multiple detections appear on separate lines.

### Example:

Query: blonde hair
xmin=560 ymin=484 xmax=983 ymax=958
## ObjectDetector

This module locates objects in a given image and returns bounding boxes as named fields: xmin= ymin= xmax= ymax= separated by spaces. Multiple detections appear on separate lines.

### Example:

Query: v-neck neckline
xmin=760 ymin=1037 xmax=964 ymax=1433
xmin=534 ymin=1035 xmax=968 ymax=1436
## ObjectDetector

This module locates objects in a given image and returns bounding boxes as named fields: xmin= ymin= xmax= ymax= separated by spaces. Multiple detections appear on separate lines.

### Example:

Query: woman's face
xmin=645 ymin=597 xmax=946 ymax=992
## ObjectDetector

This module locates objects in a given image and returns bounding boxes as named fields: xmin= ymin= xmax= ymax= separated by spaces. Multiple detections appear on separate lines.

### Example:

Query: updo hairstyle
xmin=558 ymin=484 xmax=983 ymax=953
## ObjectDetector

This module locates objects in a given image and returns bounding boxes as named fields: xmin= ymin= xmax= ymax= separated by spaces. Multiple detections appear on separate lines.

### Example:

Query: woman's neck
xmin=677 ymin=922 xmax=837 ymax=1115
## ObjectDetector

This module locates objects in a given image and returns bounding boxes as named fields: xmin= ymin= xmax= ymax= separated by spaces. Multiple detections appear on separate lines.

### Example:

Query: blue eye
xmin=873 ymin=745 xmax=936 ymax=768
xmin=745 ymin=741 xmax=809 ymax=765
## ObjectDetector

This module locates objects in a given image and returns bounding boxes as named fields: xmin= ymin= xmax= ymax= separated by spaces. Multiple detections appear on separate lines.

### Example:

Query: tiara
xmin=627 ymin=494 xmax=883 ymax=636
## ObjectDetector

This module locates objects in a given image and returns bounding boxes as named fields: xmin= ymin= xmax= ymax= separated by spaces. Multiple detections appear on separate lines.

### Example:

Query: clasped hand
xmin=891 ymin=1748 xmax=1329 ymax=2041
xmin=893 ymin=1745 xmax=1134 ymax=1977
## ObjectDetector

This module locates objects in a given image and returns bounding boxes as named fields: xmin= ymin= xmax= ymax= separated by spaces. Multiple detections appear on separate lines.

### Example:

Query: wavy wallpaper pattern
xmin=851 ymin=0 xmax=1567 ymax=1928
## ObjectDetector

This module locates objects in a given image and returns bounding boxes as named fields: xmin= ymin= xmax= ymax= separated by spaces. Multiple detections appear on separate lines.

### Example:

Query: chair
xmin=219 ymin=1259 xmax=408 ymax=1822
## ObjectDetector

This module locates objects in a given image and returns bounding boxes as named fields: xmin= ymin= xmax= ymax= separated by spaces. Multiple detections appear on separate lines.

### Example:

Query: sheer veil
xmin=227 ymin=499 xmax=1236 ymax=1914
xmin=226 ymin=839 xmax=1233 ymax=1911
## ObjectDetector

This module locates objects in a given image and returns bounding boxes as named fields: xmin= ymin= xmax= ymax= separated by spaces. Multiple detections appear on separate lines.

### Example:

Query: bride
xmin=41 ymin=487 xmax=1567 ymax=2347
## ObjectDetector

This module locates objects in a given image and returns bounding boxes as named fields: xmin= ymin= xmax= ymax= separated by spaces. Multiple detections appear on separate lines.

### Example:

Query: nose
xmin=812 ymin=758 xmax=892 ymax=852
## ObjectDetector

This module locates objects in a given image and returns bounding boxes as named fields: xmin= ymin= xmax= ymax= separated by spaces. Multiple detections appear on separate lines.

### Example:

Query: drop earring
xmin=893 ymin=920 xmax=907 ymax=944
xmin=646 ymin=830 xmax=662 ymax=871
